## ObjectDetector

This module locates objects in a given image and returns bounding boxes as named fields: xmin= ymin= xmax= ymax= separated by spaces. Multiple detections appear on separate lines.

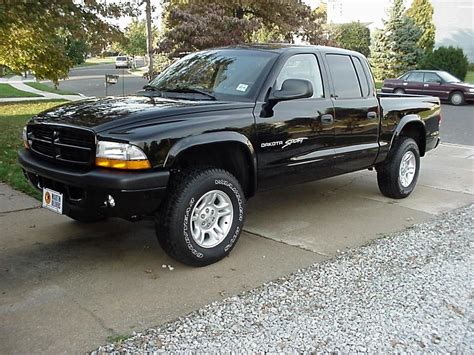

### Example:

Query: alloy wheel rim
xmin=399 ymin=151 xmax=416 ymax=187
xmin=452 ymin=94 xmax=462 ymax=105
xmin=190 ymin=190 xmax=233 ymax=248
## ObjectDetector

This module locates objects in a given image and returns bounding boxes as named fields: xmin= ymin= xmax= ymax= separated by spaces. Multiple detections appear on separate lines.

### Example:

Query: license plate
xmin=42 ymin=188 xmax=63 ymax=214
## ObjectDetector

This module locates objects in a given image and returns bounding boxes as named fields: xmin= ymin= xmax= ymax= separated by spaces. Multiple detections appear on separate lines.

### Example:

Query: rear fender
xmin=389 ymin=114 xmax=426 ymax=156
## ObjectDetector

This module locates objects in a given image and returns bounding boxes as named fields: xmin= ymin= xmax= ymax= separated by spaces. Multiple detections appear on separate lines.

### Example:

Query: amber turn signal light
xmin=95 ymin=157 xmax=151 ymax=170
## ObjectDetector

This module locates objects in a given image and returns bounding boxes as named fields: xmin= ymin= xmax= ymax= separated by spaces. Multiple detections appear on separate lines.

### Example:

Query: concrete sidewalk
xmin=0 ymin=77 xmax=88 ymax=102
xmin=0 ymin=143 xmax=472 ymax=353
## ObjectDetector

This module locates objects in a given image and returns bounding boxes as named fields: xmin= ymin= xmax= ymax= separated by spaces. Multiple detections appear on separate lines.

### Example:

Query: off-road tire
xmin=156 ymin=168 xmax=246 ymax=267
xmin=377 ymin=137 xmax=420 ymax=199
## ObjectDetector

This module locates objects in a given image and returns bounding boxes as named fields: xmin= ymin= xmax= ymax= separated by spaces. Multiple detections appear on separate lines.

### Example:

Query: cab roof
xmin=215 ymin=43 xmax=363 ymax=57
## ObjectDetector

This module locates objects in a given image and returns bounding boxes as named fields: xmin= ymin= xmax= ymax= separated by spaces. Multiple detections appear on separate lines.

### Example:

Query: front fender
xmin=163 ymin=131 xmax=258 ymax=191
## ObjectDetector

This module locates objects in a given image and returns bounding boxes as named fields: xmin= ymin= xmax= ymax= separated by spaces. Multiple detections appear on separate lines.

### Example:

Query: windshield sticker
xmin=236 ymin=84 xmax=248 ymax=92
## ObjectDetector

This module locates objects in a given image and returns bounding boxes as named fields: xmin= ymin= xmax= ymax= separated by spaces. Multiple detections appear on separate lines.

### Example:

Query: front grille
xmin=27 ymin=124 xmax=95 ymax=166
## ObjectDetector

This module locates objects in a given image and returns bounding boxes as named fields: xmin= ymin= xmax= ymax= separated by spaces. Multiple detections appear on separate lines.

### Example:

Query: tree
xmin=158 ymin=0 xmax=327 ymax=57
xmin=159 ymin=2 xmax=258 ymax=57
xmin=119 ymin=20 xmax=153 ymax=57
xmin=302 ymin=3 xmax=334 ymax=46
xmin=65 ymin=38 xmax=89 ymax=65
xmin=0 ymin=1 xmax=136 ymax=84
xmin=406 ymin=0 xmax=436 ymax=53
xmin=369 ymin=0 xmax=423 ymax=81
xmin=421 ymin=46 xmax=469 ymax=80
xmin=330 ymin=22 xmax=371 ymax=57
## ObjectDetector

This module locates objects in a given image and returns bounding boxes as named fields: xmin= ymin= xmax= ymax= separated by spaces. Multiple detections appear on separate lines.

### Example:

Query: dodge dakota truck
xmin=19 ymin=44 xmax=441 ymax=266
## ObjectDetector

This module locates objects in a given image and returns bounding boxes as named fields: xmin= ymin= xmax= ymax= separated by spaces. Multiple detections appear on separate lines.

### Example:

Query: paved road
xmin=440 ymin=104 xmax=473 ymax=146
xmin=47 ymin=60 xmax=148 ymax=98
xmin=1 ymin=143 xmax=472 ymax=353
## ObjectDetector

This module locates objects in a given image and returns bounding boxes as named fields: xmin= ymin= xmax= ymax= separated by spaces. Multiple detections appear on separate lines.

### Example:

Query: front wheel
xmin=156 ymin=168 xmax=245 ymax=267
xmin=376 ymin=137 xmax=420 ymax=199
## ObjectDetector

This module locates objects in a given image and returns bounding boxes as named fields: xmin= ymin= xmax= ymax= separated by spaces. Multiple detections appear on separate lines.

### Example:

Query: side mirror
xmin=270 ymin=79 xmax=313 ymax=102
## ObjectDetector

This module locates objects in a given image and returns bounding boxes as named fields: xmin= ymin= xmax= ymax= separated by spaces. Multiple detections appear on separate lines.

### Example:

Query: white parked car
xmin=115 ymin=56 xmax=131 ymax=69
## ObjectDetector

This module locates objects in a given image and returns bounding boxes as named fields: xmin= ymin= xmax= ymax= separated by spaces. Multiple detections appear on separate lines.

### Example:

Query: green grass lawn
xmin=74 ymin=56 xmax=115 ymax=68
xmin=465 ymin=70 xmax=474 ymax=84
xmin=25 ymin=82 xmax=78 ymax=96
xmin=0 ymin=100 xmax=66 ymax=199
xmin=0 ymin=83 xmax=41 ymax=98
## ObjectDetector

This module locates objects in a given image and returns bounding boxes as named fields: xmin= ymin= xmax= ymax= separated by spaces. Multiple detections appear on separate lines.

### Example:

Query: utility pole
xmin=144 ymin=0 xmax=154 ymax=78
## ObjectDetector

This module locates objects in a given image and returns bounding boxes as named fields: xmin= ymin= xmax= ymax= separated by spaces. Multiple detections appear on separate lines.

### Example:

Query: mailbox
xmin=105 ymin=74 xmax=119 ymax=85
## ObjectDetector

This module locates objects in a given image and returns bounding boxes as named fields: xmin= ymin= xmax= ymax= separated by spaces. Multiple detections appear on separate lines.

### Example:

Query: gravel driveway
xmin=94 ymin=204 xmax=473 ymax=353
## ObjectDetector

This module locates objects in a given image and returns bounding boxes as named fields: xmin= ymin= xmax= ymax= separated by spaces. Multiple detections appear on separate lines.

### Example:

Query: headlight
xmin=22 ymin=126 xmax=29 ymax=149
xmin=469 ymin=88 xmax=474 ymax=93
xmin=95 ymin=141 xmax=151 ymax=170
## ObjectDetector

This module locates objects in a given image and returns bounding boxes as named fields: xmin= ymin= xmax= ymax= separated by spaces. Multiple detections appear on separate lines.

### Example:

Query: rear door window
xmin=352 ymin=57 xmax=370 ymax=97
xmin=407 ymin=72 xmax=424 ymax=82
xmin=326 ymin=54 xmax=361 ymax=98
xmin=399 ymin=73 xmax=410 ymax=80
xmin=424 ymin=72 xmax=442 ymax=83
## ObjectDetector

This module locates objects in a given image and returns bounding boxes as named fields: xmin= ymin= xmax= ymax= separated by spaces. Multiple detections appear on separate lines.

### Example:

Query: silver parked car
xmin=115 ymin=56 xmax=131 ymax=69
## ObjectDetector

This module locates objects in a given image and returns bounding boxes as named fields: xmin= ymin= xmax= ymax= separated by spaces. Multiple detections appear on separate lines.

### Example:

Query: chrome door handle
xmin=367 ymin=111 xmax=377 ymax=119
xmin=320 ymin=114 xmax=334 ymax=124
xmin=424 ymin=84 xmax=429 ymax=87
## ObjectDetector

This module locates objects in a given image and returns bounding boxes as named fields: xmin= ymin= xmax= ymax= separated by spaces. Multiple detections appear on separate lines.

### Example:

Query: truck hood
xmin=31 ymin=95 xmax=254 ymax=132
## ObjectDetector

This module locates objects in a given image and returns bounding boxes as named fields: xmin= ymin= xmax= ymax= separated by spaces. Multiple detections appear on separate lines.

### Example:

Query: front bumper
xmin=19 ymin=149 xmax=170 ymax=219
xmin=464 ymin=91 xmax=474 ymax=102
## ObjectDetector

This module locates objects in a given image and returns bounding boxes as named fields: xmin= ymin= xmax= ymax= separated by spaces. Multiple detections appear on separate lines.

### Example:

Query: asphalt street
xmin=440 ymin=104 xmax=474 ymax=146
xmin=48 ymin=60 xmax=148 ymax=98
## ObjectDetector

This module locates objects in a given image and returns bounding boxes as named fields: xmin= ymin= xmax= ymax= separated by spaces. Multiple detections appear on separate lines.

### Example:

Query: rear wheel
xmin=156 ymin=168 xmax=245 ymax=267
xmin=377 ymin=137 xmax=420 ymax=199
xmin=450 ymin=91 xmax=465 ymax=106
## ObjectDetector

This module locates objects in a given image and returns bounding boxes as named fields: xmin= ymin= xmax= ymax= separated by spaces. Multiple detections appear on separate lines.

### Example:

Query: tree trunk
xmin=145 ymin=0 xmax=154 ymax=77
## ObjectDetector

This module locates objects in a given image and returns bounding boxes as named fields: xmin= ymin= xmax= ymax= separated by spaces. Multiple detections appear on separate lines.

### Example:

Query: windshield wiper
xmin=162 ymin=87 xmax=216 ymax=100
xmin=143 ymin=84 xmax=161 ymax=92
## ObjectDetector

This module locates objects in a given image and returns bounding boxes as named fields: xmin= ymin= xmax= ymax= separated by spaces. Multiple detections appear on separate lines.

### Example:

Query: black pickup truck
xmin=19 ymin=44 xmax=441 ymax=266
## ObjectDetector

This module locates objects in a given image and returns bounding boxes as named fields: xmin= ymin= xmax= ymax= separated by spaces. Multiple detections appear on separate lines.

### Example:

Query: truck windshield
xmin=148 ymin=49 xmax=277 ymax=101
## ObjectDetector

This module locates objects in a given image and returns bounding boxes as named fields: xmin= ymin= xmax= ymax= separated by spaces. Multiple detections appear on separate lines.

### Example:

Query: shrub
xmin=420 ymin=46 xmax=469 ymax=80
